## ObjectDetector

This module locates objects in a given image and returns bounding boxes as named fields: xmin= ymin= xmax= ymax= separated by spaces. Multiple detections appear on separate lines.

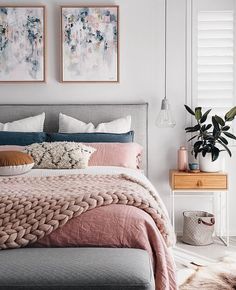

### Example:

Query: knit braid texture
xmin=0 ymin=174 xmax=174 ymax=249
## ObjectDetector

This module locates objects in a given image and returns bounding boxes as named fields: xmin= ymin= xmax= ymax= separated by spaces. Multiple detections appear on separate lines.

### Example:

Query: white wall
xmin=0 ymin=0 xmax=235 ymax=235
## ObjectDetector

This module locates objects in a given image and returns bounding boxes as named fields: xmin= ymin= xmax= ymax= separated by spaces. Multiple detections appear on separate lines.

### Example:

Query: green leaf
xmin=211 ymin=147 xmax=220 ymax=162
xmin=194 ymin=148 xmax=202 ymax=159
xmin=214 ymin=115 xmax=225 ymax=126
xmin=202 ymin=145 xmax=211 ymax=157
xmin=195 ymin=107 xmax=202 ymax=121
xmin=194 ymin=141 xmax=203 ymax=149
xmin=218 ymin=136 xmax=228 ymax=145
xmin=225 ymin=106 xmax=236 ymax=121
xmin=212 ymin=116 xmax=220 ymax=131
xmin=193 ymin=141 xmax=203 ymax=157
xmin=185 ymin=126 xmax=194 ymax=130
xmin=184 ymin=105 xmax=195 ymax=116
xmin=218 ymin=140 xmax=232 ymax=157
xmin=200 ymin=109 xmax=211 ymax=123
xmin=185 ymin=124 xmax=201 ymax=133
xmin=213 ymin=128 xmax=220 ymax=139
xmin=205 ymin=124 xmax=212 ymax=131
xmin=223 ymin=131 xmax=236 ymax=140
xmin=205 ymin=135 xmax=215 ymax=141
xmin=188 ymin=135 xmax=198 ymax=142
xmin=222 ymin=126 xmax=230 ymax=131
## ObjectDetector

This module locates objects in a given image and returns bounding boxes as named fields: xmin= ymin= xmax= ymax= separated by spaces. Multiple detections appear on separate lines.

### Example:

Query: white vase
xmin=199 ymin=153 xmax=222 ymax=172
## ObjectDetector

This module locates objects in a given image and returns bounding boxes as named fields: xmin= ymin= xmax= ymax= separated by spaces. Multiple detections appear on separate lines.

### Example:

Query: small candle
xmin=189 ymin=163 xmax=199 ymax=170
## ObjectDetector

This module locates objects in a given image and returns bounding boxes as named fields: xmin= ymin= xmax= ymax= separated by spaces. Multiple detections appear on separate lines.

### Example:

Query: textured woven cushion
xmin=25 ymin=142 xmax=96 ymax=169
xmin=0 ymin=248 xmax=155 ymax=290
xmin=0 ymin=151 xmax=34 ymax=176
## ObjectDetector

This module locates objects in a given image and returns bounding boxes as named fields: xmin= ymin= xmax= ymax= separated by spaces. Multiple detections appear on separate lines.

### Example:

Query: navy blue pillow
xmin=0 ymin=132 xmax=47 ymax=146
xmin=47 ymin=131 xmax=134 ymax=143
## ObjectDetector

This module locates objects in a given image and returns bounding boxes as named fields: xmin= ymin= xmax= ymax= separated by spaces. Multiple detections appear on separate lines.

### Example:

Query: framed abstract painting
xmin=0 ymin=6 xmax=46 ymax=82
xmin=61 ymin=6 xmax=119 ymax=82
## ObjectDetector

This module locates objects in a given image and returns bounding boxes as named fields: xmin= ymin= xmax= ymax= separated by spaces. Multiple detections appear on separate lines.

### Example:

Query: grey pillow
xmin=25 ymin=142 xmax=96 ymax=169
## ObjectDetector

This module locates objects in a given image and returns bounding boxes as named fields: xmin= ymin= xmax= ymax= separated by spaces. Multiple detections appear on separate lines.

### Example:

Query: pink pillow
xmin=0 ymin=144 xmax=143 ymax=170
xmin=85 ymin=143 xmax=143 ymax=169
xmin=0 ymin=145 xmax=24 ymax=151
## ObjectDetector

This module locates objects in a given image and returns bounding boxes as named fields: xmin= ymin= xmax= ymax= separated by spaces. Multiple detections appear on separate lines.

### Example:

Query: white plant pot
xmin=199 ymin=153 xmax=222 ymax=172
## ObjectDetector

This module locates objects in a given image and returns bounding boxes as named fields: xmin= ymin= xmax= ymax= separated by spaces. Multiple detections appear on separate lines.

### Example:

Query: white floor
xmin=175 ymin=236 xmax=236 ymax=269
xmin=175 ymin=237 xmax=236 ymax=286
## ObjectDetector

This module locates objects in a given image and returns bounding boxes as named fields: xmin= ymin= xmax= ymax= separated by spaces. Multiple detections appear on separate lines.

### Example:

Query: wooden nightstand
xmin=169 ymin=170 xmax=229 ymax=246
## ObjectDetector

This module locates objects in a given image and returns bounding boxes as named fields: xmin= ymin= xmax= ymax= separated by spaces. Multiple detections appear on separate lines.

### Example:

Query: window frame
xmin=186 ymin=0 xmax=236 ymax=146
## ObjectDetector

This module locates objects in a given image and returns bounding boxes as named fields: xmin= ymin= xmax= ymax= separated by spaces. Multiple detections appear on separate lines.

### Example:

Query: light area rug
xmin=178 ymin=253 xmax=236 ymax=289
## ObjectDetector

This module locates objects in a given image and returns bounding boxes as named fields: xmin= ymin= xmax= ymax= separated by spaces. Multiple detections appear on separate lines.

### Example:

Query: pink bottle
xmin=178 ymin=146 xmax=188 ymax=171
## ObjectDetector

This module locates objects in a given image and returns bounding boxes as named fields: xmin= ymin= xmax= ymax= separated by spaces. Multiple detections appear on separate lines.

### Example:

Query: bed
xmin=0 ymin=104 xmax=177 ymax=290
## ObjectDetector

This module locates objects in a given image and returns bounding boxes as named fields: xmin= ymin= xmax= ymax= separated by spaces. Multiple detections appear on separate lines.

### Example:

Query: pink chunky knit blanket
xmin=0 ymin=174 xmax=174 ymax=249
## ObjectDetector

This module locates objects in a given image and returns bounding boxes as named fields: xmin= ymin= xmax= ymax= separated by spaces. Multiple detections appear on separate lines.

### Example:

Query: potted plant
xmin=184 ymin=105 xmax=236 ymax=172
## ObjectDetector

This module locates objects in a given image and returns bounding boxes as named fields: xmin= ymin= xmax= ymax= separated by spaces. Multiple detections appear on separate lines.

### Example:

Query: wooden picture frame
xmin=0 ymin=5 xmax=46 ymax=83
xmin=61 ymin=5 xmax=119 ymax=83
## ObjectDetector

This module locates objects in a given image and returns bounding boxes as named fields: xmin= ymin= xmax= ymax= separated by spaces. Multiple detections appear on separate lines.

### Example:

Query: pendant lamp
xmin=156 ymin=0 xmax=176 ymax=128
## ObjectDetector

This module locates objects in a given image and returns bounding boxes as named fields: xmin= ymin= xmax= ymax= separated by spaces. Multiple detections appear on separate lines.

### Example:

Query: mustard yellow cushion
xmin=0 ymin=151 xmax=34 ymax=176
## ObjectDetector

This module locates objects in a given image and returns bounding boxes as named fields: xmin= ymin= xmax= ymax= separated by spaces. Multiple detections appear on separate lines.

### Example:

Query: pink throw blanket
xmin=36 ymin=204 xmax=177 ymax=290
xmin=0 ymin=173 xmax=177 ymax=289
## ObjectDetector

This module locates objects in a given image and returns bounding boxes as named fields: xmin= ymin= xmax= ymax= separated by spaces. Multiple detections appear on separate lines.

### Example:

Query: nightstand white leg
xmin=220 ymin=191 xmax=223 ymax=238
xmin=219 ymin=191 xmax=230 ymax=247
xmin=226 ymin=190 xmax=229 ymax=246
xmin=212 ymin=191 xmax=217 ymax=236
xmin=170 ymin=189 xmax=175 ymax=233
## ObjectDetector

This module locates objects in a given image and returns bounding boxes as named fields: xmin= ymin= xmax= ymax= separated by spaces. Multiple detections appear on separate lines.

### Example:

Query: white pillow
xmin=0 ymin=113 xmax=45 ymax=132
xmin=59 ymin=113 xmax=131 ymax=133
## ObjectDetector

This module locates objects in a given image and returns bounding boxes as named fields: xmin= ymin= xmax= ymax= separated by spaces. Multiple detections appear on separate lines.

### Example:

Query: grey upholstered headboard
xmin=0 ymin=104 xmax=148 ymax=174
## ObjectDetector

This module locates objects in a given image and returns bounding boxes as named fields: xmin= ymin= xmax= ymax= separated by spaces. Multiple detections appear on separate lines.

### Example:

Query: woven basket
xmin=182 ymin=211 xmax=215 ymax=246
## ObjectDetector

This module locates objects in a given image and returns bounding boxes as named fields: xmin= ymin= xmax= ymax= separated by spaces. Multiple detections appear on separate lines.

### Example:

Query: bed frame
xmin=0 ymin=103 xmax=148 ymax=174
xmin=0 ymin=103 xmax=154 ymax=289
xmin=0 ymin=248 xmax=155 ymax=289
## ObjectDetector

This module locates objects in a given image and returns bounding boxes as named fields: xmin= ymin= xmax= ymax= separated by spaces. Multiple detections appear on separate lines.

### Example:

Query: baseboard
xmin=176 ymin=230 xmax=236 ymax=237
xmin=173 ymin=246 xmax=217 ymax=268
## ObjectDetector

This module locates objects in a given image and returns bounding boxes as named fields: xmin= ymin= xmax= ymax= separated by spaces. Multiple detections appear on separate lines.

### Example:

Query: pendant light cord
xmin=164 ymin=0 xmax=167 ymax=100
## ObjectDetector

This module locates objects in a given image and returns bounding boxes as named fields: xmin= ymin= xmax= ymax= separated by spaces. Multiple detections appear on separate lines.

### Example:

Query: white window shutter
xmin=195 ymin=11 xmax=235 ymax=118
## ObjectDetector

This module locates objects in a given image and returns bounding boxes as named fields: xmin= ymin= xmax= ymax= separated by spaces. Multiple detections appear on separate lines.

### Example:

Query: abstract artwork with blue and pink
xmin=62 ymin=6 xmax=118 ymax=82
xmin=0 ymin=7 xmax=45 ymax=82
